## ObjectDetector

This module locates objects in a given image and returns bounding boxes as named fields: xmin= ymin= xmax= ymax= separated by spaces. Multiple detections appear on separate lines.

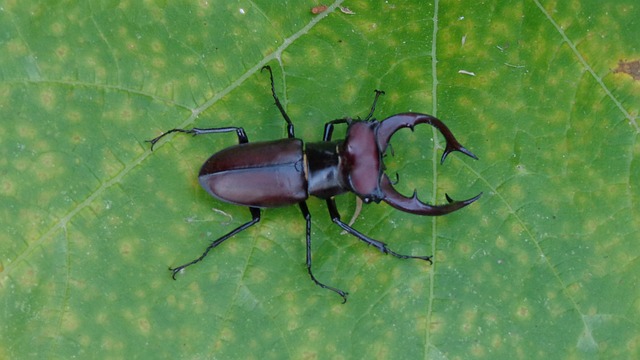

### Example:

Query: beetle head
xmin=342 ymin=113 xmax=481 ymax=215
xmin=340 ymin=121 xmax=386 ymax=203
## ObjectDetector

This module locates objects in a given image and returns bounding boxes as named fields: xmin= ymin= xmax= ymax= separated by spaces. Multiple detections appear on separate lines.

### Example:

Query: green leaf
xmin=1 ymin=0 xmax=639 ymax=358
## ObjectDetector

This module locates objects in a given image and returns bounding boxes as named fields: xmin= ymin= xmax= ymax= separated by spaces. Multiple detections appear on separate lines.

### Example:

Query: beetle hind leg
xmin=169 ymin=207 xmax=261 ymax=279
xmin=147 ymin=127 xmax=249 ymax=151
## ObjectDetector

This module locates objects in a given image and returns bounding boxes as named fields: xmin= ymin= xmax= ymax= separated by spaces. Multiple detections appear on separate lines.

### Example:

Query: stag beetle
xmin=148 ymin=66 xmax=481 ymax=303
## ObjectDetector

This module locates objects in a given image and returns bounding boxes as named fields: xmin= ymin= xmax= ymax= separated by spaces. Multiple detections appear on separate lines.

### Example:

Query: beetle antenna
xmin=364 ymin=90 xmax=385 ymax=121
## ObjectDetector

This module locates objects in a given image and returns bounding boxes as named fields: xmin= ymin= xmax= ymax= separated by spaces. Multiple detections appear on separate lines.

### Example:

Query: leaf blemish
xmin=613 ymin=59 xmax=640 ymax=80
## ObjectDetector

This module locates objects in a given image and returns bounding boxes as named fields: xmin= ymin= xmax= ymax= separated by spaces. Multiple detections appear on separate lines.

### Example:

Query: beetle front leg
xmin=299 ymin=201 xmax=349 ymax=303
xmin=169 ymin=207 xmax=261 ymax=279
xmin=322 ymin=90 xmax=385 ymax=141
xmin=325 ymin=198 xmax=432 ymax=263
xmin=148 ymin=127 xmax=249 ymax=150
xmin=322 ymin=118 xmax=350 ymax=142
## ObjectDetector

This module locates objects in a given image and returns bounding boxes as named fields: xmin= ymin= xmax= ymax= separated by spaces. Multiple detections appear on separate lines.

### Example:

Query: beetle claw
xmin=445 ymin=193 xmax=452 ymax=203
xmin=376 ymin=112 xmax=479 ymax=163
xmin=447 ymin=192 xmax=483 ymax=206
xmin=373 ymin=112 xmax=481 ymax=216
xmin=380 ymin=174 xmax=482 ymax=216
xmin=441 ymin=142 xmax=478 ymax=164
xmin=169 ymin=266 xmax=182 ymax=280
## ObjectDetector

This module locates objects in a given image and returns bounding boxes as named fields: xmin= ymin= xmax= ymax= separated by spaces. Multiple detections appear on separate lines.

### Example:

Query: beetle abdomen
xmin=198 ymin=139 xmax=307 ymax=208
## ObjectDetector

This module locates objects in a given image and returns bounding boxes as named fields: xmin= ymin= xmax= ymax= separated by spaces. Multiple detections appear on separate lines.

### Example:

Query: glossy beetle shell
xmin=340 ymin=121 xmax=384 ymax=202
xmin=149 ymin=65 xmax=481 ymax=303
xmin=198 ymin=139 xmax=307 ymax=208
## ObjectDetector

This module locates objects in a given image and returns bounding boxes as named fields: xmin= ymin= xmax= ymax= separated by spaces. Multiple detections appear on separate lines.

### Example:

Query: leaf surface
xmin=1 ymin=0 xmax=638 ymax=358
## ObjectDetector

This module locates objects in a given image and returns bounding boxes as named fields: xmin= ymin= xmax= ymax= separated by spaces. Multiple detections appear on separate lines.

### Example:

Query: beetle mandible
xmin=148 ymin=66 xmax=481 ymax=303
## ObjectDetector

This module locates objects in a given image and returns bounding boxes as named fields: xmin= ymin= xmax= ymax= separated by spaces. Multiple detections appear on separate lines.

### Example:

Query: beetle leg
xmin=169 ymin=207 xmax=261 ymax=279
xmin=321 ymin=118 xmax=350 ymax=142
xmin=321 ymin=89 xmax=385 ymax=141
xmin=363 ymin=90 xmax=385 ymax=121
xmin=326 ymin=198 xmax=433 ymax=263
xmin=298 ymin=202 xmax=349 ymax=303
xmin=147 ymin=127 xmax=249 ymax=150
xmin=261 ymin=65 xmax=295 ymax=139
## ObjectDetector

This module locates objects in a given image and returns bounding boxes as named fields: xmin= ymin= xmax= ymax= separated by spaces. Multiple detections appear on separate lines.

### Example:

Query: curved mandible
xmin=380 ymin=174 xmax=482 ymax=216
xmin=376 ymin=113 xmax=481 ymax=215
xmin=375 ymin=113 xmax=478 ymax=164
